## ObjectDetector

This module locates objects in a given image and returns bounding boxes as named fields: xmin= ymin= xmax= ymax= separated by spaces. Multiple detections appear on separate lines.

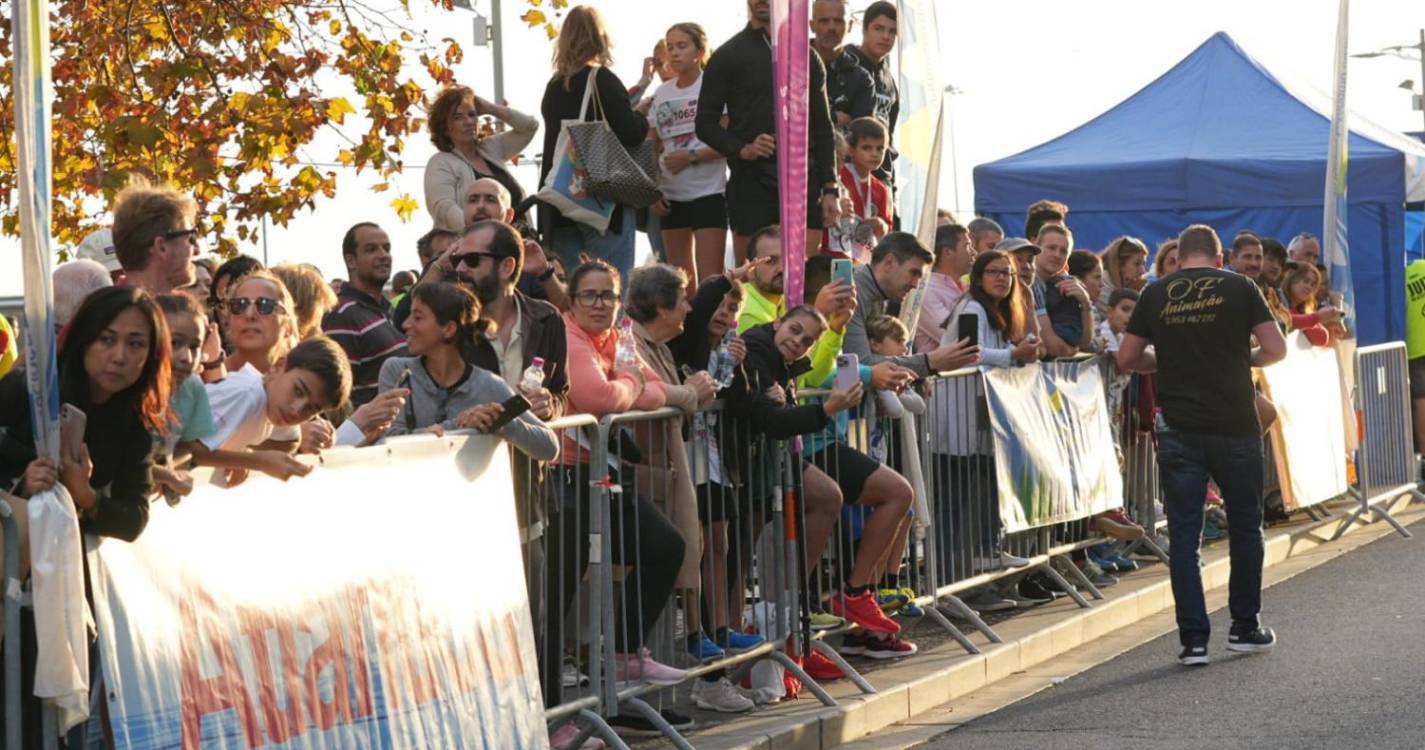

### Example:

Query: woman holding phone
xmin=933 ymin=251 xmax=1038 ymax=593
xmin=376 ymin=281 xmax=557 ymax=460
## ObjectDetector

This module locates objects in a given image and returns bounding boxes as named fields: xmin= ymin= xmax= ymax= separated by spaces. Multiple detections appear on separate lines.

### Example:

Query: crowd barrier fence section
xmin=1336 ymin=343 xmax=1422 ymax=540
xmin=3 ymin=497 xmax=20 ymax=750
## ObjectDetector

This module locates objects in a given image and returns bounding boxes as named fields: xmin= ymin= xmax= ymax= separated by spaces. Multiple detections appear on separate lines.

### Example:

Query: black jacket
xmin=831 ymin=44 xmax=900 ymax=184
xmin=460 ymin=289 xmax=570 ymax=420
xmin=669 ymin=274 xmax=735 ymax=373
xmin=0 ymin=369 xmax=152 ymax=542
xmin=696 ymin=24 xmax=836 ymax=191
xmin=538 ymin=65 xmax=649 ymax=236
xmin=729 ymin=323 xmax=831 ymax=441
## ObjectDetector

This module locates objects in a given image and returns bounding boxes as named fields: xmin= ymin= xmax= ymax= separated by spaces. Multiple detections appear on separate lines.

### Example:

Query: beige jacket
xmin=631 ymin=321 xmax=704 ymax=590
xmin=422 ymin=106 xmax=539 ymax=232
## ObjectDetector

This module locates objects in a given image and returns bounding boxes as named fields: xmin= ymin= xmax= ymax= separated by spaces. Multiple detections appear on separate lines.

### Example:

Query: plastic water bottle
xmin=711 ymin=329 xmax=737 ymax=387
xmin=831 ymin=182 xmax=859 ymax=256
xmin=520 ymin=356 xmax=546 ymax=393
xmin=615 ymin=319 xmax=640 ymax=372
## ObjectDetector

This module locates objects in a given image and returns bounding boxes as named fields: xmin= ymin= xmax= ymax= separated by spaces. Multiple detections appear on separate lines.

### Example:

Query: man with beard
xmin=322 ymin=223 xmax=408 ymax=407
xmin=452 ymin=219 xmax=567 ymax=421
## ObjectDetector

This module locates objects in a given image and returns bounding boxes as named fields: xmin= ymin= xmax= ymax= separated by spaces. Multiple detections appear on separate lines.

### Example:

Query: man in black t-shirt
xmin=1117 ymin=224 xmax=1286 ymax=667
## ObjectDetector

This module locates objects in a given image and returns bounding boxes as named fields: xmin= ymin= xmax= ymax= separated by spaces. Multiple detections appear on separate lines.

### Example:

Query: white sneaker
xmin=562 ymin=662 xmax=590 ymax=688
xmin=691 ymin=677 xmax=755 ymax=713
xmin=972 ymin=551 xmax=1031 ymax=569
xmin=1000 ymin=551 xmax=1032 ymax=567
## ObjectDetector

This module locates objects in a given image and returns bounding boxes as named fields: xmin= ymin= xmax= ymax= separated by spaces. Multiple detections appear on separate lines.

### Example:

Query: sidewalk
xmin=628 ymin=494 xmax=1423 ymax=750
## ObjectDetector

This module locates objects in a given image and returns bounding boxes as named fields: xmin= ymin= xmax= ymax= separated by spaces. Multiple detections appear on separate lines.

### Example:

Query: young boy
xmin=1089 ymin=287 xmax=1146 ymax=555
xmin=154 ymin=295 xmax=217 ymax=502
xmin=861 ymin=314 xmax=926 ymax=619
xmin=189 ymin=336 xmax=353 ymax=486
xmin=1098 ymin=287 xmax=1138 ymax=355
xmin=822 ymin=117 xmax=894 ymax=262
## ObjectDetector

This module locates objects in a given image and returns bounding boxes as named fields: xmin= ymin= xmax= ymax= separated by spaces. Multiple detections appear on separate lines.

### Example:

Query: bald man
xmin=462 ymin=177 xmax=515 ymax=227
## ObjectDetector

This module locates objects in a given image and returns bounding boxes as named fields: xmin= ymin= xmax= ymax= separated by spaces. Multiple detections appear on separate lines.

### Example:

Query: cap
xmin=75 ymin=228 xmax=121 ymax=273
xmin=994 ymin=237 xmax=1040 ymax=256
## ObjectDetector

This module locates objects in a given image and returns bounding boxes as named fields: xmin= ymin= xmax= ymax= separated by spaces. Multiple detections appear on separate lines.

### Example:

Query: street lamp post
xmin=1351 ymin=29 xmax=1425 ymax=135
xmin=943 ymin=84 xmax=963 ymax=216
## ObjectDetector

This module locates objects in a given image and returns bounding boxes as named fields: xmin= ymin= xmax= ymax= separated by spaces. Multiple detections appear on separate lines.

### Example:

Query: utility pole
xmin=1351 ymin=29 xmax=1425 ymax=135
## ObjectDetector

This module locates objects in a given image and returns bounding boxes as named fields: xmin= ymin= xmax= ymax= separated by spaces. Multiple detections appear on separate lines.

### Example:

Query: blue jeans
xmin=1156 ymin=426 xmax=1266 ymax=646
xmin=548 ymin=205 xmax=637 ymax=284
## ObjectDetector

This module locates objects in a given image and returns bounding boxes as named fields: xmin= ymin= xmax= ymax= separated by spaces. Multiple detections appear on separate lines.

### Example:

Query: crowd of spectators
xmin=0 ymin=2 xmax=1357 ymax=747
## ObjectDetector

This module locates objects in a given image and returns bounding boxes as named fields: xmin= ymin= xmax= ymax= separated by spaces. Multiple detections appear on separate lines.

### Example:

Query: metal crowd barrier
xmin=1334 ymin=342 xmax=1422 ymax=539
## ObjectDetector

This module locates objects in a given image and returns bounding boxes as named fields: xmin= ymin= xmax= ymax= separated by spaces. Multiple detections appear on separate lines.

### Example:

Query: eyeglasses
xmin=227 ymin=296 xmax=284 ymax=317
xmin=164 ymin=228 xmax=199 ymax=243
xmin=982 ymin=268 xmax=1013 ymax=278
xmin=454 ymin=251 xmax=499 ymax=268
xmin=574 ymin=290 xmax=619 ymax=308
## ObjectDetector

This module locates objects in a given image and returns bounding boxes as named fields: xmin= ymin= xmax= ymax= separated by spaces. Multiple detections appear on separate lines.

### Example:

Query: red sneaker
xmin=863 ymin=634 xmax=918 ymax=660
xmin=802 ymin=648 xmax=845 ymax=681
xmin=830 ymin=590 xmax=901 ymax=634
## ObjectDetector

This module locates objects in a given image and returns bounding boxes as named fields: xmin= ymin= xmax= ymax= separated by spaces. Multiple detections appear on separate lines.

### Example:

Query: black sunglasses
xmin=454 ymin=251 xmax=501 ymax=268
xmin=164 ymin=228 xmax=199 ymax=242
xmin=227 ymin=296 xmax=284 ymax=317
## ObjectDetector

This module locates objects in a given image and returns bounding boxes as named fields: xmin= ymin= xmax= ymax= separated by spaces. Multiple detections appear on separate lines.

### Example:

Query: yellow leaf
xmin=330 ymin=19 xmax=341 ymax=34
xmin=545 ymin=23 xmax=558 ymax=40
xmin=337 ymin=149 xmax=355 ymax=166
xmin=552 ymin=0 xmax=569 ymax=7
xmin=327 ymin=97 xmax=356 ymax=125
xmin=390 ymin=193 xmax=418 ymax=222
xmin=521 ymin=9 xmax=546 ymax=26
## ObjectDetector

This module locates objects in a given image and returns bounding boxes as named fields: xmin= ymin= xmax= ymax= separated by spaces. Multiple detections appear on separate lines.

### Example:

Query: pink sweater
xmin=561 ymin=312 xmax=667 ymax=463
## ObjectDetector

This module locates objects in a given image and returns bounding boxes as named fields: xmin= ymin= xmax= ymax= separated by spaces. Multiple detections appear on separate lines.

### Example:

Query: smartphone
xmin=835 ymin=353 xmax=860 ymax=392
xmin=396 ymin=368 xmax=412 ymax=390
xmin=397 ymin=369 xmax=416 ymax=433
xmin=831 ymin=258 xmax=855 ymax=289
xmin=482 ymin=393 xmax=533 ymax=434
xmin=60 ymin=403 xmax=87 ymax=464
xmin=956 ymin=313 xmax=980 ymax=349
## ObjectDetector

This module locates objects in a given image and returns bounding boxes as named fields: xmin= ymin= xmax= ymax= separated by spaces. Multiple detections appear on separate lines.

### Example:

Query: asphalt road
xmin=930 ymin=522 xmax=1425 ymax=750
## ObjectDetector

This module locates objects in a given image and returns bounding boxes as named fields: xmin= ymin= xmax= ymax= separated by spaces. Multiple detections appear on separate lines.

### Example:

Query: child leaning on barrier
xmin=153 ymin=294 xmax=218 ymax=503
xmin=188 ymin=336 xmax=352 ymax=487
xmin=377 ymin=281 xmax=557 ymax=461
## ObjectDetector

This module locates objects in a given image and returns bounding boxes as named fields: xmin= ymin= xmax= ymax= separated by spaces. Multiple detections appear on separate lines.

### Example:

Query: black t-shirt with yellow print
xmin=1127 ymin=267 xmax=1274 ymax=436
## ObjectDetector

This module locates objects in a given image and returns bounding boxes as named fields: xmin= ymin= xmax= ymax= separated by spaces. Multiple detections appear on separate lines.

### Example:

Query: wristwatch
xmin=688 ymin=149 xmax=700 ymax=166
xmin=536 ymin=267 xmax=557 ymax=282
xmin=820 ymin=185 xmax=839 ymax=198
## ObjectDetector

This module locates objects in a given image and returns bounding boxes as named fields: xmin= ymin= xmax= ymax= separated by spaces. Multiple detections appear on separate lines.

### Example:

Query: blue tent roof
xmin=976 ymin=32 xmax=1423 ymax=211
xmin=973 ymin=32 xmax=1425 ymax=344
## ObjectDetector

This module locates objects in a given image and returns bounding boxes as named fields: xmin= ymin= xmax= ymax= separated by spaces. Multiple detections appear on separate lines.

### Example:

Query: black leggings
xmin=539 ymin=466 xmax=686 ymax=708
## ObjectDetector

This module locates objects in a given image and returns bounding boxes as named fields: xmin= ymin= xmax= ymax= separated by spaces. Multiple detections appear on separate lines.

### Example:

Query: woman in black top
xmin=538 ymin=4 xmax=649 ymax=286
xmin=1 ymin=286 xmax=171 ymax=543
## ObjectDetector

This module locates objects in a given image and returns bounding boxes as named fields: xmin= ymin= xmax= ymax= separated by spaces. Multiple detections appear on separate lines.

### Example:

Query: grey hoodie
xmin=377 ymin=356 xmax=559 ymax=462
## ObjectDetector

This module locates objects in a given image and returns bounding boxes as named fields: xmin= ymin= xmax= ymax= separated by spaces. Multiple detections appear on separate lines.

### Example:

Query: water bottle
xmin=711 ymin=329 xmax=737 ymax=387
xmin=520 ymin=356 xmax=546 ymax=393
xmin=832 ymin=182 xmax=858 ymax=256
xmin=615 ymin=319 xmax=640 ymax=372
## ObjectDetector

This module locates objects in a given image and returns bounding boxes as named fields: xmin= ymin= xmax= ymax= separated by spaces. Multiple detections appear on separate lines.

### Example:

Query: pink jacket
xmin=561 ymin=312 xmax=667 ymax=463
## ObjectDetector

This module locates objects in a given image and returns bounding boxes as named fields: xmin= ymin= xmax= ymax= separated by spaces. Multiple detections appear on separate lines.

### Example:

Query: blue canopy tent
xmin=974 ymin=32 xmax=1425 ymax=344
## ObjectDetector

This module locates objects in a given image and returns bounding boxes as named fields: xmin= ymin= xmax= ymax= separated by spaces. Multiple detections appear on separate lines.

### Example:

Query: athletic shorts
xmin=804 ymin=442 xmax=881 ymax=505
xmin=662 ymin=194 xmax=728 ymax=231
xmin=1411 ymin=356 xmax=1425 ymax=399
xmin=725 ymin=169 xmax=825 ymax=236
xmin=696 ymin=481 xmax=743 ymax=523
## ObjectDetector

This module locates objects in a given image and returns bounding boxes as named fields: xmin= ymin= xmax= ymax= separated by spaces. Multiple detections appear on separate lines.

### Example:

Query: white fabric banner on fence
xmin=1261 ymin=332 xmax=1350 ymax=509
xmin=87 ymin=436 xmax=547 ymax=750
xmin=982 ymin=359 xmax=1123 ymax=532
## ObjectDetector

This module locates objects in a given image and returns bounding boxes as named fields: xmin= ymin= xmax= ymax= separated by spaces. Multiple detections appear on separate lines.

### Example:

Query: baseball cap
xmin=994 ymin=237 xmax=1040 ymax=256
xmin=75 ymin=228 xmax=121 ymax=273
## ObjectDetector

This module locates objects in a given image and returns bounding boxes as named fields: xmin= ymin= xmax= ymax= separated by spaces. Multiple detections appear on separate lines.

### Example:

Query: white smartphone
xmin=835 ymin=353 xmax=860 ymax=392
xmin=60 ymin=403 xmax=87 ymax=463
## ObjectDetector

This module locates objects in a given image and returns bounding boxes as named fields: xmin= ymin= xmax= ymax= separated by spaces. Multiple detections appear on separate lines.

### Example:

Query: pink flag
xmin=771 ymin=0 xmax=810 ymax=307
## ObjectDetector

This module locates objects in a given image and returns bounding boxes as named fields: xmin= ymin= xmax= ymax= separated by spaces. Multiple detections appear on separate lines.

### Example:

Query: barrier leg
xmin=808 ymin=639 xmax=875 ymax=694
xmin=933 ymin=593 xmax=1003 ymax=645
xmin=920 ymin=602 xmax=982 ymax=654
xmin=578 ymin=708 xmax=632 ymax=750
xmin=767 ymin=649 xmax=838 ymax=707
xmin=1052 ymin=554 xmax=1104 ymax=601
xmin=621 ymin=697 xmax=694 ymax=750
xmin=1037 ymin=562 xmax=1092 ymax=609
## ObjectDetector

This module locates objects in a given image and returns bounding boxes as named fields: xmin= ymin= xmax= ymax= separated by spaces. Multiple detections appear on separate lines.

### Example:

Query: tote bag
xmin=565 ymin=67 xmax=662 ymax=209
xmin=536 ymin=69 xmax=618 ymax=233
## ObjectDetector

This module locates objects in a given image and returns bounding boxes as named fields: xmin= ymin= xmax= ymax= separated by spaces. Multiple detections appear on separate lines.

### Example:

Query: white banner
xmin=982 ymin=359 xmax=1123 ymax=532
xmin=1260 ymin=333 xmax=1350 ymax=509
xmin=88 ymin=436 xmax=548 ymax=750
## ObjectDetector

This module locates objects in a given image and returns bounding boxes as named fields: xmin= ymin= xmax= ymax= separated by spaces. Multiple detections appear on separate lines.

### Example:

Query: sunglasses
xmin=454 ymin=251 xmax=499 ymax=268
xmin=227 ymin=296 xmax=284 ymax=317
xmin=164 ymin=228 xmax=199 ymax=242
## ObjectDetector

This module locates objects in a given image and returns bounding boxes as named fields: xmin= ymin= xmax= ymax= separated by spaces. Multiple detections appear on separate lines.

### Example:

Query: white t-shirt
xmin=201 ymin=364 xmax=274 ymax=452
xmin=651 ymin=74 xmax=727 ymax=202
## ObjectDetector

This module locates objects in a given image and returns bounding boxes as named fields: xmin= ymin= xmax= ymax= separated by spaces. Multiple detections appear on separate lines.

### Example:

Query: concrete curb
xmin=677 ymin=494 xmax=1423 ymax=750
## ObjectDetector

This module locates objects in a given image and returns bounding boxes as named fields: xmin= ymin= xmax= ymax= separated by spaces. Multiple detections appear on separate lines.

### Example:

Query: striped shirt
xmin=321 ymin=286 xmax=408 ymax=407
